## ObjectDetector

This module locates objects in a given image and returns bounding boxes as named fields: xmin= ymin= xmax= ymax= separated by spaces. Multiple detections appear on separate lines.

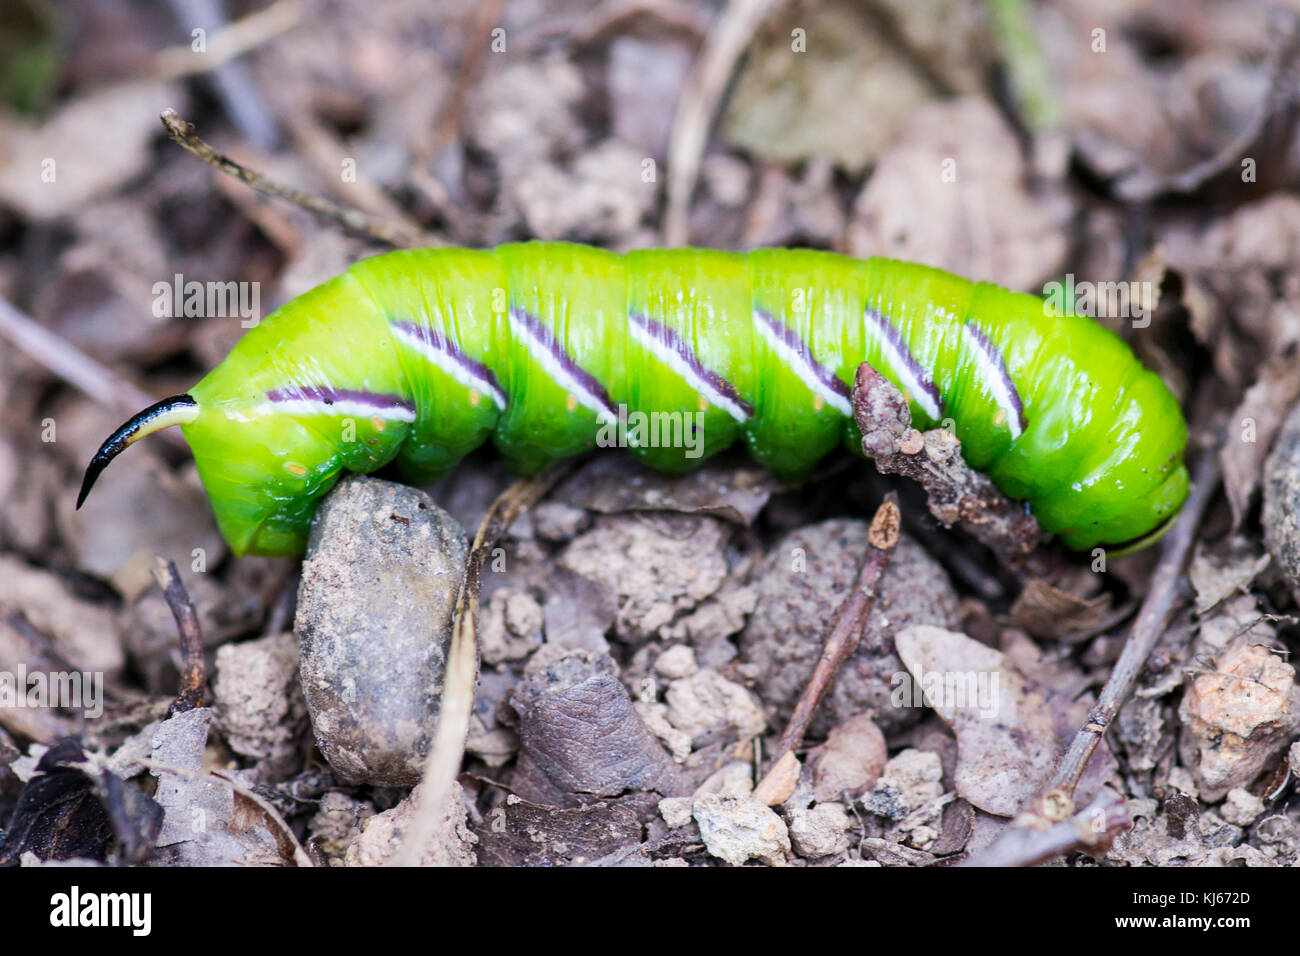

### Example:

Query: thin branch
xmin=664 ymin=0 xmax=779 ymax=245
xmin=772 ymin=493 xmax=900 ymax=760
xmin=0 ymin=296 xmax=188 ymax=450
xmin=392 ymin=463 xmax=574 ymax=867
xmin=958 ymin=789 xmax=1129 ymax=867
xmin=1045 ymin=451 xmax=1220 ymax=798
xmin=154 ymin=0 xmax=303 ymax=80
xmin=967 ymin=450 xmax=1220 ymax=865
xmin=152 ymin=557 xmax=206 ymax=715
xmin=852 ymin=363 xmax=1044 ymax=571
xmin=159 ymin=108 xmax=438 ymax=248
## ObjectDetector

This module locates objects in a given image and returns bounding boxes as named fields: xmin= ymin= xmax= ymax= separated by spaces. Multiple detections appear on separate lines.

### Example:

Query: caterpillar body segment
xmin=80 ymin=242 xmax=1190 ymax=557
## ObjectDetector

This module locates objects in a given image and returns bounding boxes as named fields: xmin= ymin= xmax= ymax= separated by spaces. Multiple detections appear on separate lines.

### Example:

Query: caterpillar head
xmin=78 ymin=389 xmax=411 ymax=556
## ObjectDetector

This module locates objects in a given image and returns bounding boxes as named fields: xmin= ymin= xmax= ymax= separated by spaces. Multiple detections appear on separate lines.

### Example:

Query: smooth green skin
xmin=182 ymin=242 xmax=1189 ymax=556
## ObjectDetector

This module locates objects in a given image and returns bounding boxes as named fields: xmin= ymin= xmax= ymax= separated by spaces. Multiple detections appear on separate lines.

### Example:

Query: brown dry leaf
xmin=1162 ymin=196 xmax=1300 ymax=363
xmin=894 ymin=625 xmax=1116 ymax=817
xmin=0 ymin=81 xmax=183 ymax=220
xmin=869 ymin=0 xmax=993 ymax=95
xmin=508 ymin=646 xmax=687 ymax=806
xmin=474 ymin=794 xmax=652 ymax=867
xmin=846 ymin=98 xmax=1069 ymax=291
xmin=149 ymin=708 xmax=293 ymax=866
xmin=554 ymin=453 xmax=778 ymax=525
xmin=752 ymin=750 xmax=800 ymax=806
xmin=1188 ymin=540 xmax=1271 ymax=615
xmin=1010 ymin=578 xmax=1126 ymax=643
xmin=1041 ymin=0 xmax=1277 ymax=193
xmin=720 ymin=0 xmax=941 ymax=173
xmin=807 ymin=713 xmax=887 ymax=803
xmin=0 ymin=555 xmax=123 ymax=676
xmin=1221 ymin=351 xmax=1300 ymax=527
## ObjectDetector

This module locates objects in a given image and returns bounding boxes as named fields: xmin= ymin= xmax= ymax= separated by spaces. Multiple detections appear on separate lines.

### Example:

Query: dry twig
xmin=152 ymin=558 xmax=206 ymax=715
xmin=755 ymin=493 xmax=900 ymax=801
xmin=957 ymin=789 xmax=1130 ymax=867
xmin=772 ymin=493 xmax=900 ymax=761
xmin=0 ymin=297 xmax=188 ymax=451
xmin=159 ymin=108 xmax=437 ymax=248
xmin=1045 ymin=451 xmax=1220 ymax=798
xmin=966 ymin=450 xmax=1220 ymax=865
xmin=393 ymin=464 xmax=573 ymax=866
xmin=664 ymin=0 xmax=779 ymax=245
xmin=852 ymin=363 xmax=1044 ymax=570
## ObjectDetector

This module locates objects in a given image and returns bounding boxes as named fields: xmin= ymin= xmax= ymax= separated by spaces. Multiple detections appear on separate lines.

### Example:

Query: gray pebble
xmin=295 ymin=476 xmax=467 ymax=785
xmin=739 ymin=518 xmax=960 ymax=734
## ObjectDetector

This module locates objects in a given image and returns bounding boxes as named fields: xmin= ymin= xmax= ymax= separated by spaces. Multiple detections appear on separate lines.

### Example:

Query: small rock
xmin=480 ymin=588 xmax=541 ymax=665
xmin=658 ymin=796 xmax=694 ymax=829
xmin=530 ymin=500 xmax=591 ymax=542
xmin=739 ymin=520 xmax=959 ymax=734
xmin=787 ymin=802 xmax=853 ymax=858
xmin=693 ymin=792 xmax=790 ymax=866
xmin=654 ymin=645 xmax=699 ymax=680
xmin=542 ymin=567 xmax=616 ymax=653
xmin=466 ymin=666 xmax=520 ymax=768
xmin=344 ymin=782 xmax=476 ymax=867
xmin=504 ymin=589 xmax=543 ymax=638
xmin=308 ymin=792 xmax=374 ymax=864
xmin=213 ymin=632 xmax=307 ymax=781
xmin=694 ymin=760 xmax=755 ymax=799
xmin=661 ymin=581 xmax=759 ymax=646
xmin=634 ymin=700 xmax=692 ymax=763
xmin=558 ymin=514 xmax=730 ymax=641
xmin=1165 ymin=766 xmax=1200 ymax=799
xmin=665 ymin=668 xmax=766 ymax=745
xmin=807 ymin=713 xmax=888 ymax=803
xmin=1219 ymin=788 xmax=1265 ymax=827
xmin=1198 ymin=810 xmax=1244 ymax=848
xmin=1179 ymin=634 xmax=1300 ymax=801
xmin=865 ymin=749 xmax=944 ymax=821
xmin=295 ymin=476 xmax=468 ymax=786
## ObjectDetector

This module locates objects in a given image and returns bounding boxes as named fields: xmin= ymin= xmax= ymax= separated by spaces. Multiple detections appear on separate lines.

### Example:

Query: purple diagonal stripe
xmin=753 ymin=308 xmax=853 ymax=415
xmin=508 ymin=306 xmax=618 ymax=422
xmin=628 ymin=312 xmax=753 ymax=421
xmin=862 ymin=305 xmax=944 ymax=421
xmin=390 ymin=320 xmax=508 ymax=410
xmin=961 ymin=320 xmax=1026 ymax=438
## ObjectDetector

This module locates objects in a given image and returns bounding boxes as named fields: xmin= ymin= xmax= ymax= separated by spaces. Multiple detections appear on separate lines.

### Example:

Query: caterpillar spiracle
xmin=78 ymin=243 xmax=1189 ymax=557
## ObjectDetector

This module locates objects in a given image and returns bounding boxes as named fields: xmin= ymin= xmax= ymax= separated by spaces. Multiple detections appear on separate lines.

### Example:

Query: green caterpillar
xmin=78 ymin=242 xmax=1189 ymax=557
